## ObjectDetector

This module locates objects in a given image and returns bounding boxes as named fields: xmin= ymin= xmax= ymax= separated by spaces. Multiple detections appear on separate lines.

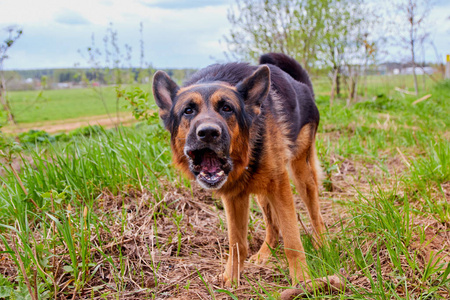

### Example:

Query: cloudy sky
xmin=1 ymin=0 xmax=449 ymax=70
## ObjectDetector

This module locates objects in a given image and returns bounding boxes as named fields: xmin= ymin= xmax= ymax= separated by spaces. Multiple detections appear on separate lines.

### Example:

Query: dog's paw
xmin=222 ymin=271 xmax=235 ymax=288
xmin=249 ymin=249 xmax=271 ymax=264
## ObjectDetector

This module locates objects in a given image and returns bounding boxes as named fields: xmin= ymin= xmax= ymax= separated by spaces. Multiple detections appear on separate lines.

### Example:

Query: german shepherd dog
xmin=153 ymin=53 xmax=325 ymax=286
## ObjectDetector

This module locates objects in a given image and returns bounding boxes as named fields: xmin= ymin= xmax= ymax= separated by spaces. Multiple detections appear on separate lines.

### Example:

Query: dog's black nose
xmin=197 ymin=123 xmax=221 ymax=143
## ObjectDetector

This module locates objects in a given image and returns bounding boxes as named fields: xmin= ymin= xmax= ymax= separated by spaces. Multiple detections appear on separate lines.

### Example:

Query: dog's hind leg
xmin=249 ymin=194 xmax=280 ymax=264
xmin=289 ymin=126 xmax=325 ymax=248
xmin=221 ymin=192 xmax=250 ymax=287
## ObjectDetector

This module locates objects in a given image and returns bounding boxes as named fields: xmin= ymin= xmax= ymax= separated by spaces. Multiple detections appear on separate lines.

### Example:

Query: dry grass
xmin=2 ymin=152 xmax=448 ymax=299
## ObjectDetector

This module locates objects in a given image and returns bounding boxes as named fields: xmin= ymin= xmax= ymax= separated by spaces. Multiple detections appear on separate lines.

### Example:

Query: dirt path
xmin=3 ymin=112 xmax=137 ymax=134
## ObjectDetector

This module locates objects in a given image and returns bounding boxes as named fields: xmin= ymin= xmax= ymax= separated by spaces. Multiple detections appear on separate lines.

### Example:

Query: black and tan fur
xmin=153 ymin=53 xmax=325 ymax=285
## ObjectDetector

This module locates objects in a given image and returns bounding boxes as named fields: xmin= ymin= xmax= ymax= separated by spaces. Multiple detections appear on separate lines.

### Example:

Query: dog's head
xmin=152 ymin=66 xmax=270 ymax=190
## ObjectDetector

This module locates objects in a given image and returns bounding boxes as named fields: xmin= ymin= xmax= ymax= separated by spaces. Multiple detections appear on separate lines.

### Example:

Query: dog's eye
xmin=222 ymin=105 xmax=232 ymax=112
xmin=184 ymin=107 xmax=194 ymax=115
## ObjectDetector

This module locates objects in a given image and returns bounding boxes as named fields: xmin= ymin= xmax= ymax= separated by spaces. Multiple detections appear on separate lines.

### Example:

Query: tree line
xmin=225 ymin=0 xmax=435 ymax=99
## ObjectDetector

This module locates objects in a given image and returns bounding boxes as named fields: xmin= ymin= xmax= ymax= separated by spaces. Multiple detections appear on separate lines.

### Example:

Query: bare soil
xmin=2 ymin=113 xmax=137 ymax=134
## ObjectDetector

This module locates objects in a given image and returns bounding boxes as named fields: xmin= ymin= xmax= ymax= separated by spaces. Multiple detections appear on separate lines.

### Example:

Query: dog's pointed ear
xmin=236 ymin=65 xmax=270 ymax=115
xmin=152 ymin=70 xmax=180 ymax=122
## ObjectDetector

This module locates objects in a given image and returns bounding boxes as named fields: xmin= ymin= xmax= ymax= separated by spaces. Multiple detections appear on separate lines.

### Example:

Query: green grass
xmin=5 ymin=84 xmax=154 ymax=124
xmin=4 ymin=74 xmax=433 ymax=125
xmin=0 ymin=78 xmax=449 ymax=299
xmin=0 ymin=123 xmax=173 ymax=298
xmin=313 ymin=73 xmax=436 ymax=98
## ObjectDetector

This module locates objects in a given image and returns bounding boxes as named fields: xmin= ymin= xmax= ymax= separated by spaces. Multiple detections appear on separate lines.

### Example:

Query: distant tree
xmin=0 ymin=26 xmax=22 ymax=125
xmin=53 ymin=69 xmax=81 ymax=83
xmin=172 ymin=69 xmax=188 ymax=84
xmin=224 ymin=0 xmax=329 ymax=72
xmin=225 ymin=0 xmax=377 ymax=102
xmin=320 ymin=0 xmax=378 ymax=103
xmin=319 ymin=0 xmax=359 ymax=99
xmin=394 ymin=0 xmax=432 ymax=95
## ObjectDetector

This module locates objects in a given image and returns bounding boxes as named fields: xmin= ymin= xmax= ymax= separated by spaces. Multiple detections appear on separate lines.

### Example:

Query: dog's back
xmin=259 ymin=52 xmax=314 ymax=97
xmin=259 ymin=53 xmax=319 ymax=146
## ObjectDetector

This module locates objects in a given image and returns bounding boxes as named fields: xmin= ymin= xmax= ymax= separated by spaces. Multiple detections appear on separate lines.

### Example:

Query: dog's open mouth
xmin=186 ymin=148 xmax=231 ymax=189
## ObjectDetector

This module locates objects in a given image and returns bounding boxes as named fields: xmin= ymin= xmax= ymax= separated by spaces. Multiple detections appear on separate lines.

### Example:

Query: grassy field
xmin=4 ymin=74 xmax=434 ymax=125
xmin=5 ymin=84 xmax=153 ymax=124
xmin=0 ymin=77 xmax=449 ymax=299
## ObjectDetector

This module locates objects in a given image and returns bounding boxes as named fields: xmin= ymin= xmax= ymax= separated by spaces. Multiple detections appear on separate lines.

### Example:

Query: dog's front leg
xmin=221 ymin=192 xmax=250 ymax=287
xmin=271 ymin=172 xmax=309 ymax=284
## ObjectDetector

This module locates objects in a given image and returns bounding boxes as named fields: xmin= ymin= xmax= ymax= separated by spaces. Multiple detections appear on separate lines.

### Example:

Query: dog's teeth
xmin=217 ymin=170 xmax=224 ymax=176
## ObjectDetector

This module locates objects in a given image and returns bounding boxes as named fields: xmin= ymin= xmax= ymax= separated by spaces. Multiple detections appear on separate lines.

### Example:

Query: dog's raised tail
xmin=259 ymin=53 xmax=314 ymax=97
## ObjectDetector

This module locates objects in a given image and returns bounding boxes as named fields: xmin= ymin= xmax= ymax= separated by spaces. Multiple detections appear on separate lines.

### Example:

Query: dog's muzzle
xmin=185 ymin=122 xmax=232 ymax=190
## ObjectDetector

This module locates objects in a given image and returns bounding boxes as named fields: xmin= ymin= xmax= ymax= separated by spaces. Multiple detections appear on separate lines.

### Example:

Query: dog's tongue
xmin=201 ymin=151 xmax=221 ymax=174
